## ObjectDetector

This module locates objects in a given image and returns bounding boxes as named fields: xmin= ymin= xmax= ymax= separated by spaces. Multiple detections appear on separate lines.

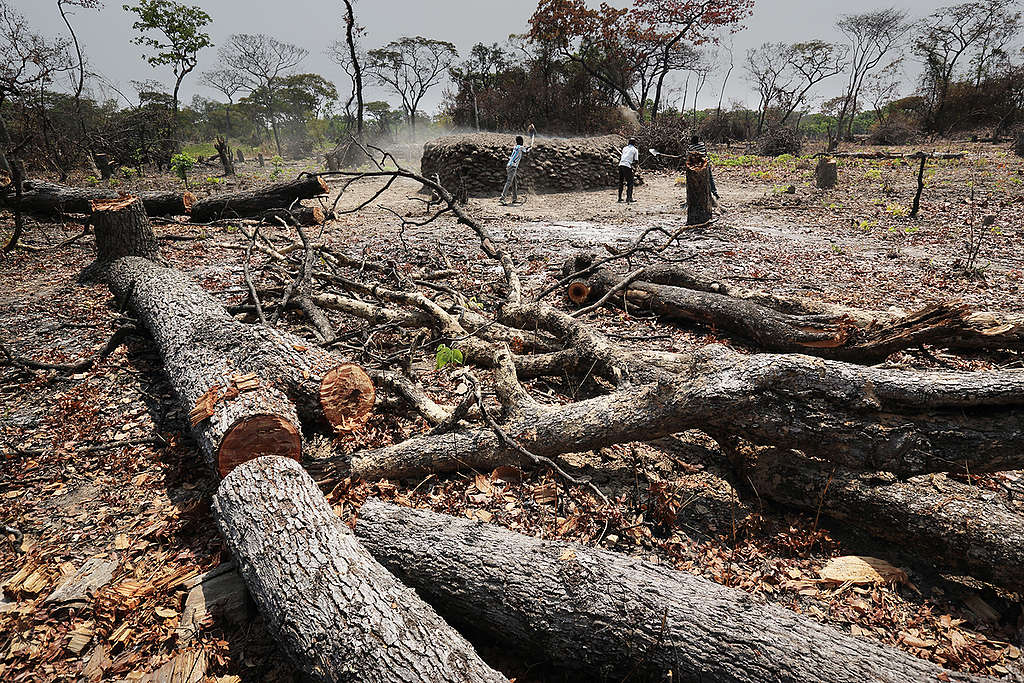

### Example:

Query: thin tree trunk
xmin=355 ymin=500 xmax=995 ymax=683
xmin=213 ymin=457 xmax=509 ymax=683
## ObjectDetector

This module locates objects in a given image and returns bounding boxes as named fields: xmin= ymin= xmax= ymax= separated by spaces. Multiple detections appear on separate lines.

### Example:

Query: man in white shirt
xmin=618 ymin=138 xmax=639 ymax=203
xmin=500 ymin=135 xmax=530 ymax=205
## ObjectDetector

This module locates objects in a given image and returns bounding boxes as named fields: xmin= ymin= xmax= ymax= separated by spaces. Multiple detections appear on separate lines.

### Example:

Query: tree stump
xmin=235 ymin=149 xmax=245 ymax=164
xmin=816 ymin=157 xmax=838 ymax=189
xmin=214 ymin=457 xmax=509 ymax=683
xmin=94 ymin=153 xmax=113 ymax=181
xmin=215 ymin=137 xmax=235 ymax=176
xmin=685 ymin=152 xmax=712 ymax=225
xmin=88 ymin=196 xmax=162 ymax=268
xmin=324 ymin=152 xmax=339 ymax=172
xmin=257 ymin=153 xmax=265 ymax=168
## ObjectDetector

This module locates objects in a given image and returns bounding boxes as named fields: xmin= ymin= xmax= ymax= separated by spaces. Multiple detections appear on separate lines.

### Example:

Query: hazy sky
xmin=13 ymin=0 xmax=953 ymax=115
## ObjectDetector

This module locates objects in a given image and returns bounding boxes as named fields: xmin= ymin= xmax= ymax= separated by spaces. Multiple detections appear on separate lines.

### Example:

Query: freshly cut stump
xmin=213 ymin=457 xmax=509 ymax=683
xmin=816 ymin=157 xmax=838 ymax=189
xmin=356 ymin=500 xmax=997 ymax=683
xmin=685 ymin=152 xmax=712 ymax=225
xmin=566 ymin=281 xmax=591 ymax=305
xmin=83 ymin=196 xmax=163 ymax=278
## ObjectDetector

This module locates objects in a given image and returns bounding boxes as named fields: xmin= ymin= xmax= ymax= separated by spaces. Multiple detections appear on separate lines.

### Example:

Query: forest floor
xmin=2 ymin=140 xmax=1024 ymax=682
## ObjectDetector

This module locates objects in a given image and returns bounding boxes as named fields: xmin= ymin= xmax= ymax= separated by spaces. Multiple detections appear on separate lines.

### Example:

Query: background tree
xmin=122 ymin=0 xmax=213 ymax=148
xmin=202 ymin=68 xmax=245 ymax=138
xmin=830 ymin=8 xmax=909 ymax=150
xmin=448 ymin=42 xmax=511 ymax=131
xmin=326 ymin=0 xmax=365 ymax=136
xmin=220 ymin=33 xmax=307 ymax=155
xmin=56 ymin=0 xmax=101 ymax=167
xmin=367 ymin=36 xmax=458 ymax=135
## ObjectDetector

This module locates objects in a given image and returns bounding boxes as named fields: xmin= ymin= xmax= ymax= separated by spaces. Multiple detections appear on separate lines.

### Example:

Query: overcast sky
xmin=14 ymin=0 xmax=953 ymax=115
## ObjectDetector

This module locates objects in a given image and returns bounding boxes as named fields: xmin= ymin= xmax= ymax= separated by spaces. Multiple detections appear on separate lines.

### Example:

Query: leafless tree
xmin=747 ymin=40 xmax=845 ymax=134
xmin=202 ymin=68 xmax=245 ymax=138
xmin=219 ymin=33 xmax=307 ymax=156
xmin=366 ymin=36 xmax=458 ymax=135
xmin=830 ymin=8 xmax=909 ymax=149
xmin=326 ymin=0 xmax=365 ymax=136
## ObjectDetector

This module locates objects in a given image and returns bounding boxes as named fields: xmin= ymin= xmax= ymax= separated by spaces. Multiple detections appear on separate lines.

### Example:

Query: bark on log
xmin=334 ymin=343 xmax=1024 ymax=482
xmin=355 ymin=499 xmax=996 ymax=683
xmin=258 ymin=206 xmax=327 ymax=226
xmin=685 ymin=152 xmax=712 ymax=225
xmin=213 ymin=457 xmax=509 ymax=683
xmin=106 ymin=255 xmax=374 ymax=474
xmin=566 ymin=256 xmax=1024 ymax=358
xmin=1 ymin=180 xmax=195 ymax=217
xmin=749 ymin=449 xmax=1024 ymax=593
xmin=816 ymin=157 xmax=837 ymax=189
xmin=189 ymin=175 xmax=329 ymax=222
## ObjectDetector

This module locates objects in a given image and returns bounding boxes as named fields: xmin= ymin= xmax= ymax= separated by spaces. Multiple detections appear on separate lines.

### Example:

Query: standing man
xmin=618 ymin=137 xmax=639 ymax=203
xmin=687 ymin=134 xmax=720 ymax=204
xmin=500 ymin=134 xmax=530 ymax=205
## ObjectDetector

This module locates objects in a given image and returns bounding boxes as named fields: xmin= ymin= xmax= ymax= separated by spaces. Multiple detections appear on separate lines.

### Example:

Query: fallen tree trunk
xmin=356 ymin=499 xmax=996 ymax=683
xmin=94 ymin=199 xmax=373 ymax=475
xmin=258 ymin=206 xmax=328 ymax=226
xmin=2 ymin=179 xmax=195 ymax=217
xmin=566 ymin=257 xmax=1024 ymax=359
xmin=214 ymin=457 xmax=508 ymax=683
xmin=333 ymin=342 xmax=1024 ymax=482
xmin=829 ymin=151 xmax=965 ymax=160
xmin=189 ymin=175 xmax=329 ymax=222
xmin=749 ymin=449 xmax=1024 ymax=593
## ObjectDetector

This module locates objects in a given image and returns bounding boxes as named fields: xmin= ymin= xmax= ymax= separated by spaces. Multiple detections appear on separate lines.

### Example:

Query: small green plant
xmin=829 ymin=244 xmax=844 ymax=254
xmin=863 ymin=168 xmax=883 ymax=181
xmin=270 ymin=155 xmax=284 ymax=179
xmin=108 ymin=177 xmax=120 ymax=187
xmin=857 ymin=219 xmax=877 ymax=232
xmin=120 ymin=166 xmax=136 ymax=180
xmin=170 ymin=152 xmax=197 ymax=187
xmin=467 ymin=297 xmax=484 ymax=311
xmin=435 ymin=344 xmax=464 ymax=370
xmin=884 ymin=203 xmax=908 ymax=217
xmin=84 ymin=175 xmax=99 ymax=186
xmin=205 ymin=176 xmax=223 ymax=185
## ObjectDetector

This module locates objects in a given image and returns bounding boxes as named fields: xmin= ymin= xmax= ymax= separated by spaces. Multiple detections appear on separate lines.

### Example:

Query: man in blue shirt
xmin=500 ymin=135 xmax=529 ymax=205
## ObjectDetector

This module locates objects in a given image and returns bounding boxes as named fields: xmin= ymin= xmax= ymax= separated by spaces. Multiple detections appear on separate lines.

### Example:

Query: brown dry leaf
xmin=532 ymin=483 xmax=557 ymax=505
xmin=114 ymin=534 xmax=130 ymax=550
xmin=473 ymin=473 xmax=493 ymax=495
xmin=818 ymin=556 xmax=907 ymax=586
xmin=491 ymin=465 xmax=523 ymax=484
xmin=155 ymin=606 xmax=177 ymax=619
xmin=901 ymin=632 xmax=937 ymax=649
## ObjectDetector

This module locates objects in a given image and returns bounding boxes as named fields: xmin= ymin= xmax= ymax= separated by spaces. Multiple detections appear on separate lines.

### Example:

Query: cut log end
xmin=320 ymin=364 xmax=376 ymax=432
xmin=182 ymin=191 xmax=196 ymax=213
xmin=310 ymin=206 xmax=325 ymax=225
xmin=315 ymin=175 xmax=329 ymax=194
xmin=218 ymin=414 xmax=301 ymax=478
xmin=90 ymin=195 xmax=137 ymax=213
xmin=567 ymin=281 xmax=591 ymax=305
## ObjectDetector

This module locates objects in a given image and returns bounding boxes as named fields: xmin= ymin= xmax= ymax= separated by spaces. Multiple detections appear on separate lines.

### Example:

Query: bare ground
xmin=2 ymin=140 xmax=1024 ymax=681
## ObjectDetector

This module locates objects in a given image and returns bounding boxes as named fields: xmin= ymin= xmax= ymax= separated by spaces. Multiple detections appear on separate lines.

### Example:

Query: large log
xmin=92 ymin=199 xmax=373 ymax=475
xmin=214 ymin=457 xmax=509 ymax=683
xmin=1 ymin=179 xmax=195 ymax=217
xmin=189 ymin=175 xmax=329 ymax=222
xmin=749 ymin=449 xmax=1024 ymax=592
xmin=356 ymin=500 xmax=996 ymax=683
xmin=566 ymin=256 xmax=1024 ymax=360
xmin=333 ymin=343 xmax=1024 ymax=481
xmin=685 ymin=152 xmax=712 ymax=225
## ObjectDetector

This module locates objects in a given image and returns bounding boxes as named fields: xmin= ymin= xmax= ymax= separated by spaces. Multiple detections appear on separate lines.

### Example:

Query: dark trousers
xmin=618 ymin=165 xmax=634 ymax=201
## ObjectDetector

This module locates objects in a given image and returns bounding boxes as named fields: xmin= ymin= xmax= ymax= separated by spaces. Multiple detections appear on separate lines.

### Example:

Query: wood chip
xmin=67 ymin=621 xmax=94 ymax=655
xmin=83 ymin=643 xmax=111 ymax=682
xmin=189 ymin=385 xmax=221 ymax=427
xmin=818 ymin=556 xmax=907 ymax=586
xmin=45 ymin=557 xmax=117 ymax=606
